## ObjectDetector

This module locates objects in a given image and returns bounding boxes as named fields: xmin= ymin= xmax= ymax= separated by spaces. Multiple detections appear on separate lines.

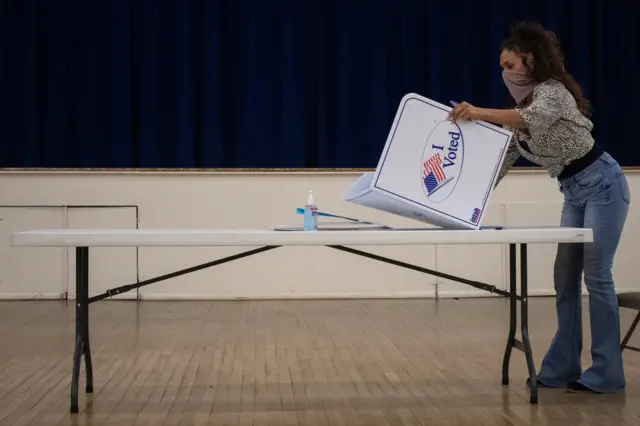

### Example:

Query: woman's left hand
xmin=449 ymin=102 xmax=484 ymax=122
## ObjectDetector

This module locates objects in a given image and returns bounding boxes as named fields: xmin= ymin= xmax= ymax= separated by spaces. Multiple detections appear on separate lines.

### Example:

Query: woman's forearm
xmin=477 ymin=108 xmax=527 ymax=129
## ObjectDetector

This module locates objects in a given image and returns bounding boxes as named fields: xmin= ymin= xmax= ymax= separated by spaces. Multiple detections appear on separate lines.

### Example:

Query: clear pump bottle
xmin=303 ymin=190 xmax=318 ymax=231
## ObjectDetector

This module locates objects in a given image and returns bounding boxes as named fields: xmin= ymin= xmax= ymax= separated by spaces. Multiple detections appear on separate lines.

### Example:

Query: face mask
xmin=502 ymin=70 xmax=536 ymax=104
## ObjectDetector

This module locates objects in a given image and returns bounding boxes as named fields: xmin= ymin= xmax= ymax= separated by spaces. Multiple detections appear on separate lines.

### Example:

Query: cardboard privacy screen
xmin=342 ymin=93 xmax=513 ymax=230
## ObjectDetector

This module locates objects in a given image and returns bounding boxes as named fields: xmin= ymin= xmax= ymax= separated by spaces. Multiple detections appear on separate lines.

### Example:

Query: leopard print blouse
xmin=496 ymin=79 xmax=595 ymax=185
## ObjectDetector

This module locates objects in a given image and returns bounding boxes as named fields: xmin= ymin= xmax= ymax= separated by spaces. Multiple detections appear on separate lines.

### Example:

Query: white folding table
xmin=11 ymin=226 xmax=593 ymax=412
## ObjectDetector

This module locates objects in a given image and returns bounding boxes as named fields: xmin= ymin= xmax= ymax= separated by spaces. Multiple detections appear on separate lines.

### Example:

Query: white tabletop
xmin=11 ymin=227 xmax=593 ymax=247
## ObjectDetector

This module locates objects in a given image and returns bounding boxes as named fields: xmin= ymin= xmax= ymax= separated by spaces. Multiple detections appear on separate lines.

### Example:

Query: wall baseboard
xmin=6 ymin=288 xmax=639 ymax=302
xmin=0 ymin=293 xmax=66 ymax=300
xmin=137 ymin=291 xmax=438 ymax=301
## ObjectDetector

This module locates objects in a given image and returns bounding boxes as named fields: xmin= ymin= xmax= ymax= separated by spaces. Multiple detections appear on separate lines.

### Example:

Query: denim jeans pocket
xmin=572 ymin=168 xmax=613 ymax=205
xmin=575 ymin=169 xmax=606 ymax=189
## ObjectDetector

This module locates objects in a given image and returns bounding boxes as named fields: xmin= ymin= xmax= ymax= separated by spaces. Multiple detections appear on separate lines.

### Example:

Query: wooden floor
xmin=0 ymin=297 xmax=639 ymax=425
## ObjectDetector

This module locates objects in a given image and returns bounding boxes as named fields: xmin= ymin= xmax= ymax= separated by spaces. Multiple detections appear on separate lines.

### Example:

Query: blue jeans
xmin=537 ymin=152 xmax=630 ymax=393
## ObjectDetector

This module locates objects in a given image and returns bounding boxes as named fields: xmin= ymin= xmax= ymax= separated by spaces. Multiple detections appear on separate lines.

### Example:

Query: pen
xmin=295 ymin=208 xmax=362 ymax=222
xmin=295 ymin=208 xmax=390 ymax=228
xmin=449 ymin=100 xmax=475 ymax=122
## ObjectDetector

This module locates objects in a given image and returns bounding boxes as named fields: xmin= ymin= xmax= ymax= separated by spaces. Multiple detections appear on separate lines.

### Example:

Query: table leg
xmin=71 ymin=247 xmax=92 ymax=413
xmin=520 ymin=244 xmax=538 ymax=404
xmin=501 ymin=244 xmax=517 ymax=385
xmin=500 ymin=243 xmax=538 ymax=404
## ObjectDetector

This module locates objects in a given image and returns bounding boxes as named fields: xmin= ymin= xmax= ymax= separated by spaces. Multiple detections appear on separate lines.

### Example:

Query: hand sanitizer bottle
xmin=303 ymin=190 xmax=318 ymax=231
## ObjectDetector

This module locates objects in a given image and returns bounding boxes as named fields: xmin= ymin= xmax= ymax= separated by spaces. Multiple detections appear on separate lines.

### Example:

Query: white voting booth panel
xmin=343 ymin=93 xmax=513 ymax=230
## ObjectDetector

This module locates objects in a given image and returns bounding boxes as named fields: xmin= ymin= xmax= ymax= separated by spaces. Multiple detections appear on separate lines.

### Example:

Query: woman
xmin=450 ymin=21 xmax=630 ymax=394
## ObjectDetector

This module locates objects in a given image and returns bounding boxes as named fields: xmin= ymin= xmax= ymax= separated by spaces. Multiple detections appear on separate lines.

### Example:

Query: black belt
xmin=558 ymin=143 xmax=604 ymax=180
xmin=518 ymin=139 xmax=603 ymax=181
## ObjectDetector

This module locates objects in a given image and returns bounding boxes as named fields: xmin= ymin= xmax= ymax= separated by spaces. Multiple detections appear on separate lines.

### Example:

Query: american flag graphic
xmin=423 ymin=153 xmax=446 ymax=194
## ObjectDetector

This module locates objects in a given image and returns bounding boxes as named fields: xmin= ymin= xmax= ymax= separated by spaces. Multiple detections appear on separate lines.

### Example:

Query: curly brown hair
xmin=500 ymin=21 xmax=591 ymax=117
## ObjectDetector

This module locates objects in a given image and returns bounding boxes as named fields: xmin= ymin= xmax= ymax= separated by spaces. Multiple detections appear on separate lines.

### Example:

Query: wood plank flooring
xmin=0 ymin=297 xmax=639 ymax=425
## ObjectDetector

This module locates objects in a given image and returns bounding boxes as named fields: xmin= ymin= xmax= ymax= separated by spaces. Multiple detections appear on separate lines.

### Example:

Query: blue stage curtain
xmin=1 ymin=0 xmax=638 ymax=169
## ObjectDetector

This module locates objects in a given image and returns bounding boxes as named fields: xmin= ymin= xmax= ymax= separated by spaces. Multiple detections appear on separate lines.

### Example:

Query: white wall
xmin=1 ymin=169 xmax=638 ymax=300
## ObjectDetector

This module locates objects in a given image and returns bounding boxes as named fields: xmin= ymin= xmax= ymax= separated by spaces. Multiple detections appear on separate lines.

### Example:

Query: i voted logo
xmin=420 ymin=121 xmax=464 ymax=203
